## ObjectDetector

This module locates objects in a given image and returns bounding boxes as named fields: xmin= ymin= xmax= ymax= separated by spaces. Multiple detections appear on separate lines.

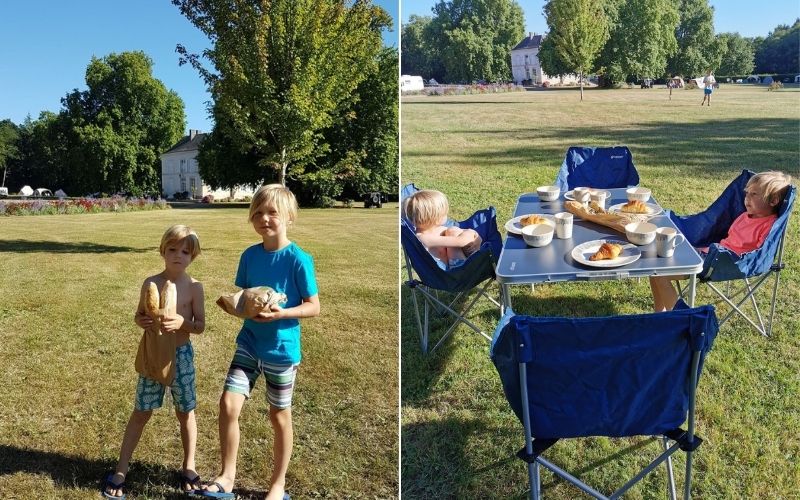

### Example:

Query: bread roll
xmin=160 ymin=280 xmax=177 ymax=316
xmin=145 ymin=282 xmax=160 ymax=318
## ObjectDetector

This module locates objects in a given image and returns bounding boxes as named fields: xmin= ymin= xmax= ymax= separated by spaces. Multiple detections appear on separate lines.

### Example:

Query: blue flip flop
xmin=195 ymin=481 xmax=235 ymax=499
xmin=101 ymin=472 xmax=126 ymax=499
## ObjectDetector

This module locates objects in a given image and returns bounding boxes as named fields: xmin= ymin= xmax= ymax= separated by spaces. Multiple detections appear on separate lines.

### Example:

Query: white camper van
xmin=401 ymin=75 xmax=425 ymax=92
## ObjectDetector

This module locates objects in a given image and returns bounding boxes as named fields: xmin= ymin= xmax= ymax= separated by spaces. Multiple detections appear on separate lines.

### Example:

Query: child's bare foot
xmin=101 ymin=471 xmax=126 ymax=499
xmin=265 ymin=481 xmax=287 ymax=500
xmin=201 ymin=475 xmax=235 ymax=495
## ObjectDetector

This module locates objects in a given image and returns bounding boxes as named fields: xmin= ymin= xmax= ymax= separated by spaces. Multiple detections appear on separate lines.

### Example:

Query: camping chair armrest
xmin=700 ymin=244 xmax=747 ymax=281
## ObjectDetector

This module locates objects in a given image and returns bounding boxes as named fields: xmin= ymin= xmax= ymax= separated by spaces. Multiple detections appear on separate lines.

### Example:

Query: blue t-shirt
xmin=235 ymin=242 xmax=318 ymax=364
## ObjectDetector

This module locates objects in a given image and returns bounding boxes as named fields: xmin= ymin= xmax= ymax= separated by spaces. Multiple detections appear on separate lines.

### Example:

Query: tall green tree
xmin=174 ymin=0 xmax=390 ymax=186
xmin=717 ymin=33 xmax=755 ymax=76
xmin=428 ymin=0 xmax=525 ymax=83
xmin=537 ymin=35 xmax=573 ymax=81
xmin=666 ymin=0 xmax=724 ymax=78
xmin=754 ymin=20 xmax=800 ymax=73
xmin=59 ymin=51 xmax=185 ymax=195
xmin=402 ymin=15 xmax=436 ymax=78
xmin=0 ymin=120 xmax=20 ymax=187
xmin=543 ymin=0 xmax=610 ymax=100
xmin=597 ymin=0 xmax=679 ymax=84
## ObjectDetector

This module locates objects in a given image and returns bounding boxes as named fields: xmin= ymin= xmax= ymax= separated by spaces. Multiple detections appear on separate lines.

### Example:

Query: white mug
xmin=590 ymin=190 xmax=608 ymax=210
xmin=656 ymin=227 xmax=686 ymax=257
xmin=574 ymin=187 xmax=591 ymax=206
xmin=554 ymin=212 xmax=573 ymax=239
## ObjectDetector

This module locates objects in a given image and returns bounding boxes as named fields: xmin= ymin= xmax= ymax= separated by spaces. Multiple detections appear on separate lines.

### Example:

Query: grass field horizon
xmin=0 ymin=205 xmax=399 ymax=499
xmin=401 ymin=85 xmax=799 ymax=498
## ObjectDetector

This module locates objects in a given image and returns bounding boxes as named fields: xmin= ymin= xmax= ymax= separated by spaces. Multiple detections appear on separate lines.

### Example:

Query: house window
xmin=180 ymin=159 xmax=187 ymax=174
xmin=181 ymin=177 xmax=186 ymax=193
xmin=190 ymin=177 xmax=197 ymax=198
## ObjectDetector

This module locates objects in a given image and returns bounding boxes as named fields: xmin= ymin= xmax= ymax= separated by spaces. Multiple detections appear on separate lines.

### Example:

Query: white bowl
xmin=522 ymin=223 xmax=554 ymax=247
xmin=625 ymin=221 xmax=657 ymax=245
xmin=626 ymin=187 xmax=652 ymax=202
xmin=536 ymin=185 xmax=560 ymax=202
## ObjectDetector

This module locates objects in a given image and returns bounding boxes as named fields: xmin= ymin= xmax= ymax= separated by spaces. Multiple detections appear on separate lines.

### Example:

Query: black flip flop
xmin=101 ymin=472 xmax=127 ymax=499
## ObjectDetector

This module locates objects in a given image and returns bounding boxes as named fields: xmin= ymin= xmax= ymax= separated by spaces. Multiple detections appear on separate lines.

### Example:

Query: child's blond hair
xmin=249 ymin=184 xmax=299 ymax=225
xmin=747 ymin=171 xmax=792 ymax=209
xmin=404 ymin=189 xmax=449 ymax=229
xmin=159 ymin=224 xmax=201 ymax=260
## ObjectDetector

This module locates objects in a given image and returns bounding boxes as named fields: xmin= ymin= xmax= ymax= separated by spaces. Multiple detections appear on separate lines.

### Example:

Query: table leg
xmin=688 ymin=274 xmax=697 ymax=307
xmin=502 ymin=284 xmax=512 ymax=314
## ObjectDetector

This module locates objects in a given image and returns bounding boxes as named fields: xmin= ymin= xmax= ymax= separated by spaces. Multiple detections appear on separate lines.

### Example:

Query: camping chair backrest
xmin=400 ymin=183 xmax=503 ymax=293
xmin=491 ymin=303 xmax=718 ymax=439
xmin=669 ymin=169 xmax=796 ymax=281
xmin=554 ymin=146 xmax=640 ymax=191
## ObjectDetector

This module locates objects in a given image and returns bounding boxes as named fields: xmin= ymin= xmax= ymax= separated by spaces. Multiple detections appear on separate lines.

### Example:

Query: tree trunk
xmin=579 ymin=70 xmax=584 ymax=101
xmin=279 ymin=147 xmax=287 ymax=186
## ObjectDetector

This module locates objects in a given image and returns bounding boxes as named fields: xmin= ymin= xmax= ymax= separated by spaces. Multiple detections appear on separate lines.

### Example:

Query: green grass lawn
xmin=0 ymin=205 xmax=399 ymax=499
xmin=401 ymin=85 xmax=800 ymax=499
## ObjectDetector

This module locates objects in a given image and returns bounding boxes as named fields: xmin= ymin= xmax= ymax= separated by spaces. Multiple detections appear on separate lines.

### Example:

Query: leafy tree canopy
xmin=0 ymin=120 xmax=20 ymax=185
xmin=174 ymin=0 xmax=391 ymax=186
xmin=667 ymin=0 xmax=724 ymax=78
xmin=754 ymin=19 xmax=800 ymax=73
xmin=401 ymin=15 xmax=436 ymax=78
xmin=716 ymin=32 xmax=755 ymax=76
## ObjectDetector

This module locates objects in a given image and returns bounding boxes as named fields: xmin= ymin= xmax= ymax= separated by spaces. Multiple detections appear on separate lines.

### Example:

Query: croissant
xmin=621 ymin=200 xmax=648 ymax=214
xmin=521 ymin=214 xmax=547 ymax=226
xmin=145 ymin=282 xmax=160 ymax=318
xmin=590 ymin=242 xmax=623 ymax=261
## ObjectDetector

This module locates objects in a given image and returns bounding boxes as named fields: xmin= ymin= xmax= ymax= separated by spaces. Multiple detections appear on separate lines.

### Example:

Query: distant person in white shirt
xmin=701 ymin=69 xmax=716 ymax=106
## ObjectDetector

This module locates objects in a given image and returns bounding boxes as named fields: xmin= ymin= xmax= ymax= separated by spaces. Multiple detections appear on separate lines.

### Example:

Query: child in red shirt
xmin=650 ymin=171 xmax=792 ymax=311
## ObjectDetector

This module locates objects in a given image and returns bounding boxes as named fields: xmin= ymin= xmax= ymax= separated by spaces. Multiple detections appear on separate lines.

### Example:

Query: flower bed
xmin=404 ymin=83 xmax=525 ymax=96
xmin=0 ymin=196 xmax=169 ymax=216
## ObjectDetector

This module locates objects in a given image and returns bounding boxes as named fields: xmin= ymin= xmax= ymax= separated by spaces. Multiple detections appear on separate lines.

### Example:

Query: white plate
xmin=564 ymin=189 xmax=612 ymax=201
xmin=571 ymin=239 xmax=641 ymax=268
xmin=505 ymin=214 xmax=556 ymax=235
xmin=608 ymin=202 xmax=663 ymax=217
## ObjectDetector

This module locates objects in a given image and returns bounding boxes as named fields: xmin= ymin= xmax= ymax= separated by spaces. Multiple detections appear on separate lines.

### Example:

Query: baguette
xmin=145 ymin=282 xmax=160 ymax=318
xmin=564 ymin=200 xmax=630 ymax=234
xmin=160 ymin=280 xmax=177 ymax=316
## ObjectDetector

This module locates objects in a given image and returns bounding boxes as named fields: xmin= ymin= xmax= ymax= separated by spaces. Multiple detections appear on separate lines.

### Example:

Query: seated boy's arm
xmin=419 ymin=230 xmax=477 ymax=249
xmin=252 ymin=294 xmax=320 ymax=323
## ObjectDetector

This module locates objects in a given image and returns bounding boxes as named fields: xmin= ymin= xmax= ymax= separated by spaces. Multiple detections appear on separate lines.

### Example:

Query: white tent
xmin=19 ymin=185 xmax=33 ymax=196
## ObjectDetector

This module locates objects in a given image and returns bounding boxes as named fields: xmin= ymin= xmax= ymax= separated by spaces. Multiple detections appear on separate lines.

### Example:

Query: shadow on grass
xmin=0 ymin=444 xmax=272 ymax=499
xmin=0 ymin=240 xmax=154 ymax=254
xmin=401 ymin=117 xmax=799 ymax=176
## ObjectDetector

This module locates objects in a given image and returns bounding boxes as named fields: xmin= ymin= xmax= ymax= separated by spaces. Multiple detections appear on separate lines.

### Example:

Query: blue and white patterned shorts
xmin=135 ymin=342 xmax=197 ymax=413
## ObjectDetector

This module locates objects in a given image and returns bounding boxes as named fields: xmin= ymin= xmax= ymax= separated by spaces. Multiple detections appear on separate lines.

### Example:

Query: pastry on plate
xmin=521 ymin=214 xmax=548 ymax=226
xmin=589 ymin=200 xmax=606 ymax=214
xmin=589 ymin=242 xmax=623 ymax=261
xmin=621 ymin=200 xmax=648 ymax=214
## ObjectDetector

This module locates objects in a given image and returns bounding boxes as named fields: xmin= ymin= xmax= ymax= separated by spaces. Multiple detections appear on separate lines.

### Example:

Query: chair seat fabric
xmin=491 ymin=302 xmax=718 ymax=439
xmin=554 ymin=146 xmax=640 ymax=191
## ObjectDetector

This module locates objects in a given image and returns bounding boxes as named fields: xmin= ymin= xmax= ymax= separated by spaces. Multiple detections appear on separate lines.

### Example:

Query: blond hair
xmin=404 ymin=189 xmax=449 ymax=229
xmin=747 ymin=171 xmax=793 ymax=209
xmin=249 ymin=184 xmax=299 ymax=225
xmin=159 ymin=224 xmax=201 ymax=260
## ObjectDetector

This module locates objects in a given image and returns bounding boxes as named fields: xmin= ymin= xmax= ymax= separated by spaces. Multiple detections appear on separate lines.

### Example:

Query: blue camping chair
xmin=670 ymin=169 xmax=796 ymax=336
xmin=554 ymin=146 xmax=640 ymax=191
xmin=491 ymin=302 xmax=719 ymax=499
xmin=401 ymin=183 xmax=503 ymax=354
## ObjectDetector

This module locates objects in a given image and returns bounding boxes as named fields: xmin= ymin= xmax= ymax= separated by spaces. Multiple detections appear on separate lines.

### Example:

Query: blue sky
xmin=402 ymin=0 xmax=800 ymax=40
xmin=0 ymin=0 xmax=398 ymax=134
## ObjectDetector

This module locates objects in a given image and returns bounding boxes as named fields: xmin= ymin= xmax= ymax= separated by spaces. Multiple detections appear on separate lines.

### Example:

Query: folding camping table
xmin=497 ymin=188 xmax=704 ymax=310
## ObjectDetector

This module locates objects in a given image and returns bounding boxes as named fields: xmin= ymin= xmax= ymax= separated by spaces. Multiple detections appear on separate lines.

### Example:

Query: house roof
xmin=162 ymin=132 xmax=207 ymax=155
xmin=512 ymin=33 xmax=543 ymax=51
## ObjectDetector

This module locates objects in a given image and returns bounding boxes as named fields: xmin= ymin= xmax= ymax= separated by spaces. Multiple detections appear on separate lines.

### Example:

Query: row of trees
xmin=1 ymin=0 xmax=398 ymax=205
xmin=402 ymin=0 xmax=799 ymax=87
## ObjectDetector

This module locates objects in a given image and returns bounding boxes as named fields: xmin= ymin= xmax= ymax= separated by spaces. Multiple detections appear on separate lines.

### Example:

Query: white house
xmin=510 ymin=32 xmax=579 ymax=86
xmin=160 ymin=129 xmax=255 ymax=200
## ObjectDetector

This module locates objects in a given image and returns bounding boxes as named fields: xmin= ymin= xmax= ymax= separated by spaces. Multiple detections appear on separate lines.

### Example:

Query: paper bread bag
xmin=135 ymin=280 xmax=178 ymax=385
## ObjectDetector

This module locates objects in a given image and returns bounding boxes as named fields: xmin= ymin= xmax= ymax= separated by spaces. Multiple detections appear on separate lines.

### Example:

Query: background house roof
xmin=512 ymin=33 xmax=543 ymax=51
xmin=162 ymin=130 xmax=207 ymax=155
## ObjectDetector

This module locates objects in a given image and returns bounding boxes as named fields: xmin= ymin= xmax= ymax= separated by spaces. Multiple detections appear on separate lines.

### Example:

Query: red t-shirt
xmin=718 ymin=212 xmax=777 ymax=255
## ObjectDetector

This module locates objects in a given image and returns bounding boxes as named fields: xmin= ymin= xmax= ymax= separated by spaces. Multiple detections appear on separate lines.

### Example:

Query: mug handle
xmin=674 ymin=234 xmax=686 ymax=247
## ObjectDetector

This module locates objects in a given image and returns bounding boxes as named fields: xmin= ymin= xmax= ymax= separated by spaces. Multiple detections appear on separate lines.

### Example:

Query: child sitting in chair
xmin=650 ymin=170 xmax=792 ymax=311
xmin=404 ymin=189 xmax=482 ymax=268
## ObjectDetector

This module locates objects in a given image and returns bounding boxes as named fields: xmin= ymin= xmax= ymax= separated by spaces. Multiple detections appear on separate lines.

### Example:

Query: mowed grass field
xmin=401 ymin=85 xmax=800 ymax=498
xmin=0 ymin=205 xmax=399 ymax=499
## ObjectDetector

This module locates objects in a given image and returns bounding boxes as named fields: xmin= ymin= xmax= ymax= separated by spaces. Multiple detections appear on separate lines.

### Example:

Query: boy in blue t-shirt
xmin=199 ymin=185 xmax=320 ymax=500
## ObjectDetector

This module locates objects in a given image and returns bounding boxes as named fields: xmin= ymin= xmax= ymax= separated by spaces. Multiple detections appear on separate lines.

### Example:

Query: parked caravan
xmin=401 ymin=75 xmax=425 ymax=92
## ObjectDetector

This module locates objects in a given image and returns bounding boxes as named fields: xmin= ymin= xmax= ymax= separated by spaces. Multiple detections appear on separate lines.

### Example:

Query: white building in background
xmin=510 ymin=32 xmax=579 ymax=86
xmin=160 ymin=129 xmax=255 ymax=200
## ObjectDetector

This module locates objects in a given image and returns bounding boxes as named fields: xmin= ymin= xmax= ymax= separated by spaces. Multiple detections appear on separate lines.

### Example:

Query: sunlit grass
xmin=401 ymin=85 xmax=800 ymax=499
xmin=0 ymin=205 xmax=399 ymax=499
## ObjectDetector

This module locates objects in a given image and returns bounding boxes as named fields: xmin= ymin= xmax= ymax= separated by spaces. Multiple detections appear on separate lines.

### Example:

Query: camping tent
xmin=19 ymin=185 xmax=33 ymax=197
xmin=747 ymin=75 xmax=759 ymax=83
xmin=670 ymin=76 xmax=684 ymax=87
xmin=762 ymin=76 xmax=773 ymax=84
xmin=795 ymin=75 xmax=800 ymax=83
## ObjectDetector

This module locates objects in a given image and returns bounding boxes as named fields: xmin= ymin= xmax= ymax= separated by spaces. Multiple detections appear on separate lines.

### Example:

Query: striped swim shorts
xmin=223 ymin=344 xmax=298 ymax=409
xmin=135 ymin=342 xmax=196 ymax=413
